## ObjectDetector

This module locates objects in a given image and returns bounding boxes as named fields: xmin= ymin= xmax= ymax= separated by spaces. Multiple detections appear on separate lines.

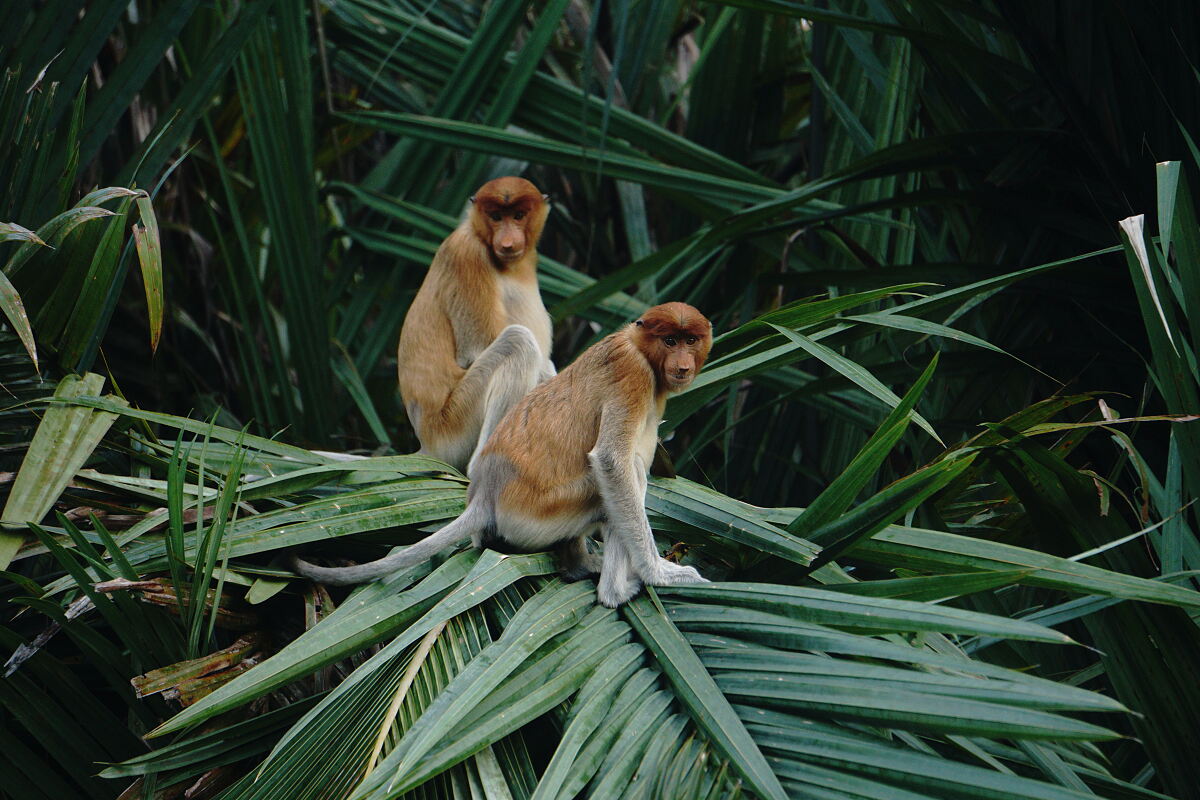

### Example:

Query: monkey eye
xmin=513 ymin=211 xmax=526 ymax=220
xmin=686 ymin=336 xmax=697 ymax=345
xmin=489 ymin=212 xmax=502 ymax=222
xmin=664 ymin=336 xmax=677 ymax=347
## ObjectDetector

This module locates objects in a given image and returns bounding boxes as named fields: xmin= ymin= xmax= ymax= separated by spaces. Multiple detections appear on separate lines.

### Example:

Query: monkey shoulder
xmin=430 ymin=227 xmax=497 ymax=288
xmin=609 ymin=337 xmax=657 ymax=398
xmin=427 ymin=227 xmax=476 ymax=277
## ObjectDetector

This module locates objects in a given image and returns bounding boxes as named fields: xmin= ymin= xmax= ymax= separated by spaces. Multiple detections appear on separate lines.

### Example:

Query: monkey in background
xmin=397 ymin=176 xmax=555 ymax=472
xmin=294 ymin=303 xmax=714 ymax=607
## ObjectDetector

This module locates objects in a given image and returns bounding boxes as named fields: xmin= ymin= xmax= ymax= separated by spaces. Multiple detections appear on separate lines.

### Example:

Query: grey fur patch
xmin=468 ymin=452 xmax=516 ymax=505
xmin=466 ymin=452 xmax=516 ymax=549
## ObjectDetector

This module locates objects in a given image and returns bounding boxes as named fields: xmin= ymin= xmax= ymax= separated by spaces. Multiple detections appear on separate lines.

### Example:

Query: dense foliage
xmin=2 ymin=1 xmax=1200 ymax=799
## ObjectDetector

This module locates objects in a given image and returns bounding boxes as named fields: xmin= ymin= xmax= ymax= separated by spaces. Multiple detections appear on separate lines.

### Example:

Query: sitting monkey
xmin=398 ymin=177 xmax=555 ymax=472
xmin=294 ymin=302 xmax=713 ymax=607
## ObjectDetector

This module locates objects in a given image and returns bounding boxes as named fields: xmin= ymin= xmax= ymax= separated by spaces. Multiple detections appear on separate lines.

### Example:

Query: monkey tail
xmin=289 ymin=505 xmax=484 ymax=586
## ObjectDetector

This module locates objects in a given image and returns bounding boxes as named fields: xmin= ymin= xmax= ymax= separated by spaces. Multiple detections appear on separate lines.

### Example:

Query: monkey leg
xmin=590 ymin=453 xmax=707 ymax=595
xmin=437 ymin=324 xmax=542 ymax=474
xmin=615 ymin=519 xmax=706 ymax=589
xmin=556 ymin=534 xmax=604 ymax=582
xmin=464 ymin=325 xmax=545 ymax=474
xmin=596 ymin=529 xmax=642 ymax=607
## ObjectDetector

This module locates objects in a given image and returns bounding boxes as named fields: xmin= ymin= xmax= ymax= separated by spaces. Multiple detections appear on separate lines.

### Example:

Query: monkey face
xmin=661 ymin=342 xmax=702 ymax=390
xmin=468 ymin=177 xmax=549 ymax=266
xmin=658 ymin=331 xmax=710 ymax=391
xmin=487 ymin=213 xmax=529 ymax=262
xmin=634 ymin=302 xmax=713 ymax=392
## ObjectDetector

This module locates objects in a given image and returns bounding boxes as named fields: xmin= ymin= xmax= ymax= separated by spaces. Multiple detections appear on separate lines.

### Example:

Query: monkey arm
xmin=587 ymin=399 xmax=652 ymax=517
xmin=446 ymin=291 xmax=501 ymax=368
xmin=450 ymin=316 xmax=496 ymax=368
xmin=433 ymin=236 xmax=504 ymax=368
xmin=587 ymin=402 xmax=655 ymax=605
xmin=587 ymin=399 xmax=706 ymax=605
xmin=448 ymin=325 xmax=544 ymax=474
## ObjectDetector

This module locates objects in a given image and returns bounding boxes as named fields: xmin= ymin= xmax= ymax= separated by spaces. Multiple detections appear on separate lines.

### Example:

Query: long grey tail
xmin=289 ymin=505 xmax=484 ymax=586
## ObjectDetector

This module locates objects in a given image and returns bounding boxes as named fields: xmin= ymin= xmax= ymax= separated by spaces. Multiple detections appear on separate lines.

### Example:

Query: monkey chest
xmin=635 ymin=410 xmax=661 ymax=471
xmin=500 ymin=279 xmax=552 ymax=355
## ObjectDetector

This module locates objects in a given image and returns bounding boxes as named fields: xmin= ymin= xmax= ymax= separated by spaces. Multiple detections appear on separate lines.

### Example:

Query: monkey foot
xmin=651 ymin=562 xmax=708 ymax=586
xmin=557 ymin=549 xmax=603 ymax=582
xmin=597 ymin=576 xmax=643 ymax=608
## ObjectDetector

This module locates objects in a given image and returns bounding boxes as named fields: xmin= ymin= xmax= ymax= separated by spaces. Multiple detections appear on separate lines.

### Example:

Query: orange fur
xmin=293 ymin=302 xmax=713 ymax=604
xmin=480 ymin=303 xmax=712 ymax=521
xmin=470 ymin=176 xmax=550 ymax=263
xmin=397 ymin=177 xmax=552 ymax=469
xmin=631 ymin=302 xmax=712 ymax=393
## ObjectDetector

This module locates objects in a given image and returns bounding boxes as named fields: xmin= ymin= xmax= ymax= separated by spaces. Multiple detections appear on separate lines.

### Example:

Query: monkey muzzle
xmin=665 ymin=372 xmax=694 ymax=391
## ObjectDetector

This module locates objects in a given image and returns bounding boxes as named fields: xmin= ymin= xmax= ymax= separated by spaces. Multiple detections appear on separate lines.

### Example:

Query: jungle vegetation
xmin=2 ymin=2 xmax=1200 ymax=799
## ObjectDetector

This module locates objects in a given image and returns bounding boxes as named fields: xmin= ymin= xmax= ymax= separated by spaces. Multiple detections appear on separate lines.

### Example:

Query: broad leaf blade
xmin=623 ymin=595 xmax=788 ymax=800
xmin=0 ymin=373 xmax=125 ymax=568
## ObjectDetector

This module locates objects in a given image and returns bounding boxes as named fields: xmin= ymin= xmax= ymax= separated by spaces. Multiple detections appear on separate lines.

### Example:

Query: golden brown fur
xmin=395 ymin=177 xmax=553 ymax=470
xmin=482 ymin=302 xmax=711 ymax=522
xmin=292 ymin=302 xmax=713 ymax=607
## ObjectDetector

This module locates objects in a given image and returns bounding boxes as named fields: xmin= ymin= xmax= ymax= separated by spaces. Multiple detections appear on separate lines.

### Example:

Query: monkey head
xmin=633 ymin=302 xmax=713 ymax=393
xmin=469 ymin=176 xmax=550 ymax=266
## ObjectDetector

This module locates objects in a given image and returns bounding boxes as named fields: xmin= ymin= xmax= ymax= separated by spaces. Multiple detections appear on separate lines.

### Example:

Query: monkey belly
xmin=492 ymin=508 xmax=600 ymax=551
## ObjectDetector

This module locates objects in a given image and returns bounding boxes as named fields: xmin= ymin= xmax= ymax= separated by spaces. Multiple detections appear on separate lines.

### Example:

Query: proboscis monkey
xmin=293 ymin=303 xmax=713 ymax=607
xmin=397 ymin=176 xmax=555 ymax=472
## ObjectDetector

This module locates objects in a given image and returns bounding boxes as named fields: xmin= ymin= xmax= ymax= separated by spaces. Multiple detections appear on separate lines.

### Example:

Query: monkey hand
xmin=652 ymin=561 xmax=708 ymax=586
xmin=596 ymin=560 xmax=707 ymax=607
